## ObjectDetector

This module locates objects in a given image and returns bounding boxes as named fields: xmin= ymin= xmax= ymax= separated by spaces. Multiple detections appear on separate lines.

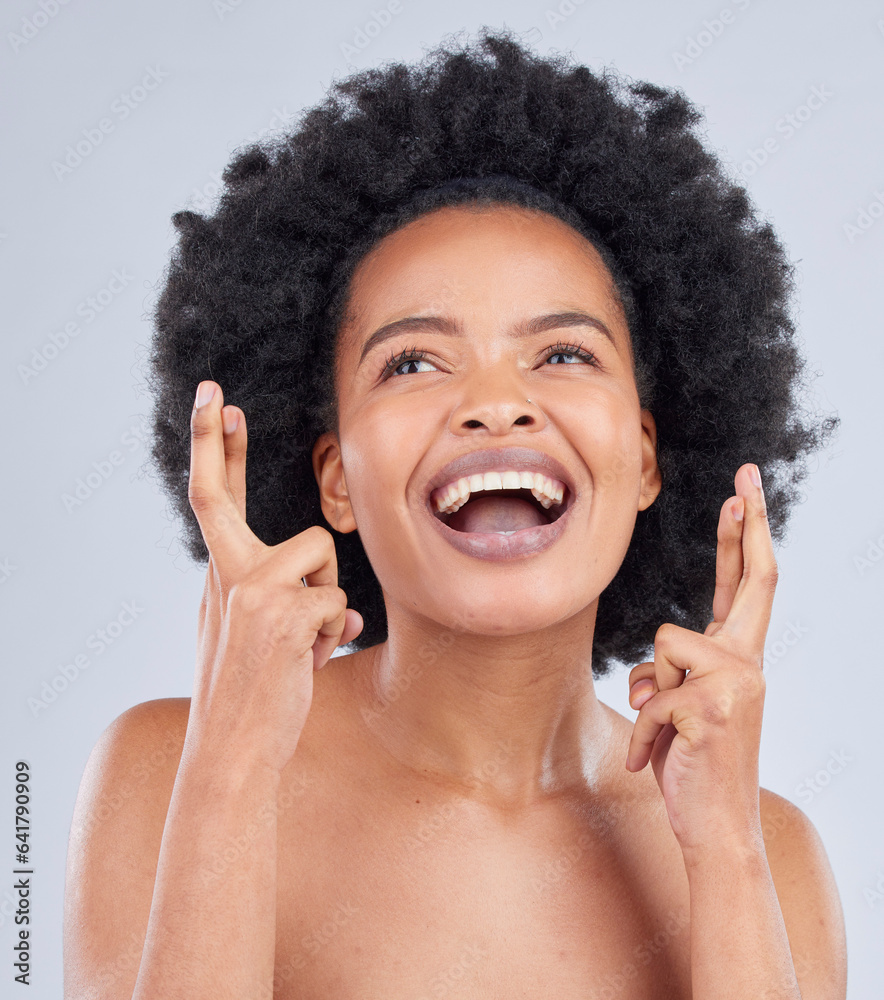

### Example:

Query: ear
xmin=638 ymin=409 xmax=662 ymax=512
xmin=312 ymin=431 xmax=357 ymax=533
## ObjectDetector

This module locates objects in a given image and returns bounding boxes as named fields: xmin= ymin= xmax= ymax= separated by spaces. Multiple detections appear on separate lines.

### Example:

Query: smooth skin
xmin=64 ymin=204 xmax=846 ymax=999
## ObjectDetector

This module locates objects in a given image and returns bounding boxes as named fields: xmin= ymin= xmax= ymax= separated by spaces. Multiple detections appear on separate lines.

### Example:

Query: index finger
xmin=189 ymin=380 xmax=256 ymax=569
xmin=719 ymin=463 xmax=778 ymax=652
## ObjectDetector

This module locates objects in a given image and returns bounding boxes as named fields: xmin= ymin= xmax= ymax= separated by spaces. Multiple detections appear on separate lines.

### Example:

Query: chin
xmin=397 ymin=583 xmax=593 ymax=640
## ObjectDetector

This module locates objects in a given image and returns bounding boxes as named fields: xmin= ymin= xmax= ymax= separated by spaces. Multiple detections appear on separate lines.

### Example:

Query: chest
xmin=271 ymin=779 xmax=693 ymax=998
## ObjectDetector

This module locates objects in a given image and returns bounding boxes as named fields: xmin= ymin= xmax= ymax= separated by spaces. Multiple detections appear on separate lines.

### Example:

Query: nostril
xmin=513 ymin=415 xmax=532 ymax=425
xmin=464 ymin=419 xmax=484 ymax=428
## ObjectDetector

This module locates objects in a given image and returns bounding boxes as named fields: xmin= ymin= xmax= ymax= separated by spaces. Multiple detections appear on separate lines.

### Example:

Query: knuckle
xmin=227 ymin=578 xmax=276 ymax=617
xmin=739 ymin=666 xmax=766 ymax=699
xmin=701 ymin=695 xmax=731 ymax=726
xmin=745 ymin=559 xmax=778 ymax=591
xmin=295 ymin=582 xmax=343 ymax=622
xmin=302 ymin=524 xmax=333 ymax=547
xmin=226 ymin=579 xmax=254 ymax=613
xmin=190 ymin=411 xmax=215 ymax=438
xmin=187 ymin=483 xmax=214 ymax=515
xmin=654 ymin=622 xmax=679 ymax=650
xmin=305 ymin=584 xmax=345 ymax=618
xmin=201 ymin=508 xmax=237 ymax=546
xmin=686 ymin=726 xmax=711 ymax=754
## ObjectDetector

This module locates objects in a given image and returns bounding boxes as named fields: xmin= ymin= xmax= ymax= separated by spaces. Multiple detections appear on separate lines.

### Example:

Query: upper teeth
xmin=433 ymin=470 xmax=566 ymax=515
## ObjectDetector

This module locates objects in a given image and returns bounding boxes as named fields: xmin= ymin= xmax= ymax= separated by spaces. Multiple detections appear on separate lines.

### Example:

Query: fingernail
xmin=222 ymin=408 xmax=239 ymax=434
xmin=750 ymin=464 xmax=762 ymax=488
xmin=195 ymin=381 xmax=216 ymax=408
xmin=630 ymin=681 xmax=654 ymax=709
xmin=733 ymin=498 xmax=744 ymax=522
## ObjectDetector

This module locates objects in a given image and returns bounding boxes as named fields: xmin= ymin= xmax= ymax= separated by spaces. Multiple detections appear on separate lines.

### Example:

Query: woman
xmin=64 ymin=29 xmax=846 ymax=998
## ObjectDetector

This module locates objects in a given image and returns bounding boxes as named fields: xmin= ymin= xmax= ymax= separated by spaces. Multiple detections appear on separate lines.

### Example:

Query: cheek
xmin=338 ymin=402 xmax=423 ymax=530
xmin=560 ymin=391 xmax=644 ymax=491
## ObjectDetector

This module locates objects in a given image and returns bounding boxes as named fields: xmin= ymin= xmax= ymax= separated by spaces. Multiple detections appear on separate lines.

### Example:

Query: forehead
xmin=336 ymin=203 xmax=628 ymax=355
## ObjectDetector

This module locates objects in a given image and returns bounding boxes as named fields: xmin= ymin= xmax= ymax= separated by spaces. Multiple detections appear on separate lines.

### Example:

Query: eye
xmin=543 ymin=341 xmax=599 ymax=366
xmin=380 ymin=347 xmax=440 ymax=378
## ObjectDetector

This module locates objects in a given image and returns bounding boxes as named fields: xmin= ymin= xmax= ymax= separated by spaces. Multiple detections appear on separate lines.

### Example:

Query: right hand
xmin=184 ymin=380 xmax=364 ymax=774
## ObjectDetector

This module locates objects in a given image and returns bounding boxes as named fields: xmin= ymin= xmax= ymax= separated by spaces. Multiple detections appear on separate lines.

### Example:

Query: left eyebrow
xmin=357 ymin=310 xmax=618 ymax=367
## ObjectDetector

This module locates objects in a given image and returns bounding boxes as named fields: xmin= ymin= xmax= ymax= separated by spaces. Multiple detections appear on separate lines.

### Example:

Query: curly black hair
xmin=145 ymin=27 xmax=838 ymax=677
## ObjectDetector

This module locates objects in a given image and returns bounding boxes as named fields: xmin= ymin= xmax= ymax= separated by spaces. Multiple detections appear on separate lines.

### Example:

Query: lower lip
xmin=425 ymin=502 xmax=572 ymax=561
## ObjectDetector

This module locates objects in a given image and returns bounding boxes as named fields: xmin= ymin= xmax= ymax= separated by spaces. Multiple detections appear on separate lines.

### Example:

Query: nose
xmin=448 ymin=381 xmax=546 ymax=437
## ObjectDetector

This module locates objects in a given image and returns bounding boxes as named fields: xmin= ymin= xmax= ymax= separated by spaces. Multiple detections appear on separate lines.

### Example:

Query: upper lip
xmin=422 ymin=446 xmax=578 ymax=508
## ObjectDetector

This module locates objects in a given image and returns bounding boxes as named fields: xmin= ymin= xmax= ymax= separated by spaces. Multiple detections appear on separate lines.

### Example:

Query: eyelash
xmin=379 ymin=340 xmax=599 ymax=378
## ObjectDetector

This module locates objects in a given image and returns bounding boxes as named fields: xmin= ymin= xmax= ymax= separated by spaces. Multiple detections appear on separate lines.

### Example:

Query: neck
xmin=348 ymin=598 xmax=616 ymax=808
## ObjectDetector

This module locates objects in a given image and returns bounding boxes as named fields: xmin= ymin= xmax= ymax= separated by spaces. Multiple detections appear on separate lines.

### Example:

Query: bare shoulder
xmin=64 ymin=699 xmax=191 ymax=999
xmin=70 ymin=697 xmax=191 ymax=828
xmin=66 ymin=695 xmax=192 ymax=884
xmin=758 ymin=786 xmax=847 ymax=999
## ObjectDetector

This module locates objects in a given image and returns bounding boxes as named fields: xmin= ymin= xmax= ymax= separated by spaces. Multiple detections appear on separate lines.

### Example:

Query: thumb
xmin=340 ymin=608 xmax=364 ymax=646
xmin=313 ymin=608 xmax=364 ymax=670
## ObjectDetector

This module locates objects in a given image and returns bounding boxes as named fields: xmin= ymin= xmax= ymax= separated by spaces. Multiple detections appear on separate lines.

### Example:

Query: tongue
xmin=447 ymin=495 xmax=548 ymax=534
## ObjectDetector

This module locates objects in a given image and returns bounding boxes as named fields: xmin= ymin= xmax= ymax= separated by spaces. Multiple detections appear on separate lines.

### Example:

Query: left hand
xmin=626 ymin=463 xmax=776 ymax=858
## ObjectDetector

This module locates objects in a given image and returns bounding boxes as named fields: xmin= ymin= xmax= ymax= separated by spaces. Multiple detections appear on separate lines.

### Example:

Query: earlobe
xmin=312 ymin=431 xmax=357 ymax=533
xmin=638 ymin=409 xmax=662 ymax=512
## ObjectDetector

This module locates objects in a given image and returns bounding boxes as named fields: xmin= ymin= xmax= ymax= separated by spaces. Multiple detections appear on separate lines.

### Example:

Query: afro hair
xmin=145 ymin=27 xmax=838 ymax=677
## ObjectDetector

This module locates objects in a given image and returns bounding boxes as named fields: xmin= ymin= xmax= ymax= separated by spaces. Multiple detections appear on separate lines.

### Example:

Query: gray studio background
xmin=2 ymin=1 xmax=883 ymax=996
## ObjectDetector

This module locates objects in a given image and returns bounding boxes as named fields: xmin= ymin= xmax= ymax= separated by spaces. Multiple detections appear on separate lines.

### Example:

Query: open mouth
xmin=421 ymin=452 xmax=577 ymax=560
xmin=429 ymin=470 xmax=571 ymax=537
xmin=434 ymin=487 xmax=570 ymax=534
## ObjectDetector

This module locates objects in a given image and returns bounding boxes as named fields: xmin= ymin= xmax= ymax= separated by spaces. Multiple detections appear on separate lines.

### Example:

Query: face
xmin=313 ymin=203 xmax=661 ymax=638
